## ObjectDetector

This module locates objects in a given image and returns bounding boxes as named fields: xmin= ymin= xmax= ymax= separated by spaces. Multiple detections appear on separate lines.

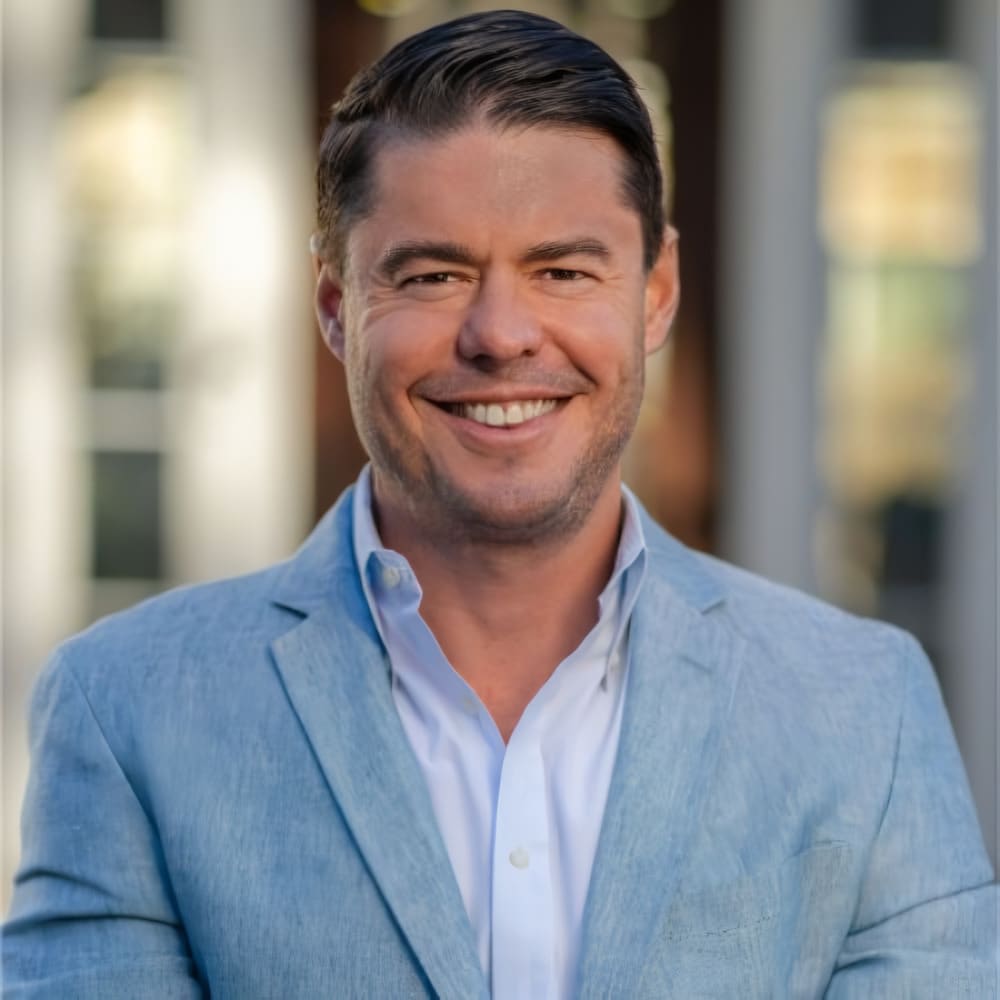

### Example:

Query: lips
xmin=452 ymin=399 xmax=559 ymax=427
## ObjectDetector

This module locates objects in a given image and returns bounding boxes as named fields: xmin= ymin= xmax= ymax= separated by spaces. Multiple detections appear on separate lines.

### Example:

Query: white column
xmin=169 ymin=0 xmax=315 ymax=582
xmin=1 ymin=0 xmax=89 ymax=910
xmin=717 ymin=0 xmax=843 ymax=590
xmin=941 ymin=0 xmax=998 ymax=867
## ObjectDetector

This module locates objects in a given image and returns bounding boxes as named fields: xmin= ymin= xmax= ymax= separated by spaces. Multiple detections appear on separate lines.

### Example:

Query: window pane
xmin=91 ymin=451 xmax=162 ymax=579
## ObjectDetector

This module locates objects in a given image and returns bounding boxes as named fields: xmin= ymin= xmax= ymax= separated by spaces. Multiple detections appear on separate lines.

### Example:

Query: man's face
xmin=315 ymin=124 xmax=679 ymax=545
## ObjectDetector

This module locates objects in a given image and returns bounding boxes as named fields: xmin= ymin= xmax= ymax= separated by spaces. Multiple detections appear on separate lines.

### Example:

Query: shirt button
xmin=381 ymin=565 xmax=403 ymax=589
xmin=508 ymin=848 xmax=530 ymax=870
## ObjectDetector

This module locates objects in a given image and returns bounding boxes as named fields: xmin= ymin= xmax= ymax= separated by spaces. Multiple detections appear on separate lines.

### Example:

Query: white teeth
xmin=458 ymin=399 xmax=558 ymax=427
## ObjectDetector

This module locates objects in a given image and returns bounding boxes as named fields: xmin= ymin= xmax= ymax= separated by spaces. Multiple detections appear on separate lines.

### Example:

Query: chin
xmin=427 ymin=472 xmax=604 ymax=546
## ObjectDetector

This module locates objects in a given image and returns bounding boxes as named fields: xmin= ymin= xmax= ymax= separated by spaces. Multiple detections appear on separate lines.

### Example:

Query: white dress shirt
xmin=352 ymin=466 xmax=646 ymax=999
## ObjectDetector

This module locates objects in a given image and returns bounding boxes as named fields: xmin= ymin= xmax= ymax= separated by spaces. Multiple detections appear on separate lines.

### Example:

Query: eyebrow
xmin=376 ymin=236 xmax=613 ymax=280
xmin=521 ymin=239 xmax=612 ymax=264
xmin=377 ymin=241 xmax=478 ymax=279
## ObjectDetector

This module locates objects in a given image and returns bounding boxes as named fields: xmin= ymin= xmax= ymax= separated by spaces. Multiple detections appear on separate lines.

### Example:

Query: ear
xmin=314 ymin=254 xmax=347 ymax=362
xmin=642 ymin=226 xmax=681 ymax=356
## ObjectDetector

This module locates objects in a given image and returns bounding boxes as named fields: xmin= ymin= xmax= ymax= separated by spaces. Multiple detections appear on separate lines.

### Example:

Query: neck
xmin=373 ymin=478 xmax=624 ymax=739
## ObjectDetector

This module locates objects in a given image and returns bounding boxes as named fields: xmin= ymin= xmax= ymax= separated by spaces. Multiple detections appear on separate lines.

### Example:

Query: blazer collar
xmin=270 ymin=487 xmax=729 ymax=617
xmin=577 ymin=510 xmax=746 ymax=997
xmin=268 ymin=488 xmax=489 ymax=1000
xmin=269 ymin=487 xmax=743 ymax=998
xmin=269 ymin=489 xmax=358 ymax=615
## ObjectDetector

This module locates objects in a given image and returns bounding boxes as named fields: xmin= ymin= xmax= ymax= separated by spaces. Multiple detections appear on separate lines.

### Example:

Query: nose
xmin=457 ymin=273 xmax=543 ymax=365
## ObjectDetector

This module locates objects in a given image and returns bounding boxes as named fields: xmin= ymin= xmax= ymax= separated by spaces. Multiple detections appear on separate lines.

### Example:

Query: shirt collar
xmin=352 ymin=464 xmax=647 ymax=671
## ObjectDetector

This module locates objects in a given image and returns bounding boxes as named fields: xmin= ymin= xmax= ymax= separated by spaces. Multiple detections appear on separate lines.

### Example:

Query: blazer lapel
xmin=268 ymin=496 xmax=487 ymax=1000
xmin=577 ymin=561 xmax=746 ymax=998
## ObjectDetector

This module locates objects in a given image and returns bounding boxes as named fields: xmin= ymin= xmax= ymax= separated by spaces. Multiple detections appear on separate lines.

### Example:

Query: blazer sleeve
xmin=3 ymin=650 xmax=204 ymax=999
xmin=825 ymin=633 xmax=998 ymax=999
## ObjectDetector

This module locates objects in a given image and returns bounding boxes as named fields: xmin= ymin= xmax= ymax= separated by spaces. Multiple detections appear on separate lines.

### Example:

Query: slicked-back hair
xmin=316 ymin=10 xmax=665 ymax=272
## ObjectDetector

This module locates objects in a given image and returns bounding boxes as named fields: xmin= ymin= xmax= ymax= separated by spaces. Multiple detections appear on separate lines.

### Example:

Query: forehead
xmin=346 ymin=124 xmax=642 ymax=266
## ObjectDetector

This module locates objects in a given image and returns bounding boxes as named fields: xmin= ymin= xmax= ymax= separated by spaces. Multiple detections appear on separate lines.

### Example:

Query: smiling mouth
xmin=444 ymin=399 xmax=560 ymax=428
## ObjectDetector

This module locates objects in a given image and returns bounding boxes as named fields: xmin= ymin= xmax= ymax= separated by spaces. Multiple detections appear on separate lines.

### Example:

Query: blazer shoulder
xmin=706 ymin=551 xmax=896 ymax=633
xmin=43 ymin=562 xmax=297 ymax=698
xmin=91 ymin=559 xmax=287 ymax=630
xmin=716 ymin=548 xmax=911 ymax=645
xmin=48 ymin=489 xmax=360 ymax=693
xmin=641 ymin=517 xmax=918 ymax=697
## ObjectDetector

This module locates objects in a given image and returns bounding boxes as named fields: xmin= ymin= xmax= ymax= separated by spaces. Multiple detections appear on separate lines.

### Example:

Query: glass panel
xmin=817 ymin=61 xmax=979 ymax=659
xmin=91 ymin=0 xmax=167 ymax=42
xmin=850 ymin=0 xmax=951 ymax=59
xmin=61 ymin=55 xmax=191 ymax=595
xmin=63 ymin=64 xmax=191 ymax=390
xmin=91 ymin=451 xmax=163 ymax=579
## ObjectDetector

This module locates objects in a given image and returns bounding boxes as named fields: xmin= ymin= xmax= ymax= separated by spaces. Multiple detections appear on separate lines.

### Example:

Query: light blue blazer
xmin=4 ymin=489 xmax=996 ymax=998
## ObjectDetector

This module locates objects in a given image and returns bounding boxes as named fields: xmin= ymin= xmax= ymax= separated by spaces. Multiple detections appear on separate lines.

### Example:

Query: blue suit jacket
xmin=4 ymin=489 xmax=996 ymax=997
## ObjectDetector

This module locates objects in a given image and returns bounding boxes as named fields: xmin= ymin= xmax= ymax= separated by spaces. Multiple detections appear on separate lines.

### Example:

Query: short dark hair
xmin=316 ymin=10 xmax=665 ymax=271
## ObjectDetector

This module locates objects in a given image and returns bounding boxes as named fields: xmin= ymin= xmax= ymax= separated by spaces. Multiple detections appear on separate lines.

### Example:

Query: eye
xmin=402 ymin=272 xmax=459 ymax=286
xmin=397 ymin=270 xmax=472 ymax=301
xmin=541 ymin=268 xmax=587 ymax=281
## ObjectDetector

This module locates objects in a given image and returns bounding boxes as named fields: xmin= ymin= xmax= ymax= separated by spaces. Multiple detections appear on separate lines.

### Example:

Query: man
xmin=4 ymin=11 xmax=995 ymax=998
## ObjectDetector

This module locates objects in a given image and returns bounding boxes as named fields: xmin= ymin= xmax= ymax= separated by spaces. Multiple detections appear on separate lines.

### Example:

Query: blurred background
xmin=3 ymin=0 xmax=997 ymax=908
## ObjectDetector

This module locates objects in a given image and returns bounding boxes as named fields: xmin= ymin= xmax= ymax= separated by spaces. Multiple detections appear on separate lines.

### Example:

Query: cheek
xmin=375 ymin=309 xmax=457 ymax=373
xmin=342 ymin=326 xmax=388 ymax=439
xmin=345 ymin=316 xmax=440 ymax=416
xmin=553 ymin=301 xmax=645 ymax=382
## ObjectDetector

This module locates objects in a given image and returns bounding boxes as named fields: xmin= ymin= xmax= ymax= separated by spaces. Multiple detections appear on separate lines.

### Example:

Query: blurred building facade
xmin=3 ymin=0 xmax=996 ymax=908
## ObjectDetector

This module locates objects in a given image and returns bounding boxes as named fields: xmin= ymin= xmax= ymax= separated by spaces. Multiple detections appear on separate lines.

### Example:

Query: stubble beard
xmin=353 ymin=357 xmax=645 ymax=551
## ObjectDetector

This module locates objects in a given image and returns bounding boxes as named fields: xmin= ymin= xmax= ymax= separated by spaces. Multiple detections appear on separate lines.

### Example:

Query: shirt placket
xmin=491 ymin=722 xmax=555 ymax=1000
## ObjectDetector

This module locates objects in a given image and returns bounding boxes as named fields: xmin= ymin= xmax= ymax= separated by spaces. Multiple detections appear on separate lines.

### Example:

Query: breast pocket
xmin=637 ymin=842 xmax=857 ymax=1000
